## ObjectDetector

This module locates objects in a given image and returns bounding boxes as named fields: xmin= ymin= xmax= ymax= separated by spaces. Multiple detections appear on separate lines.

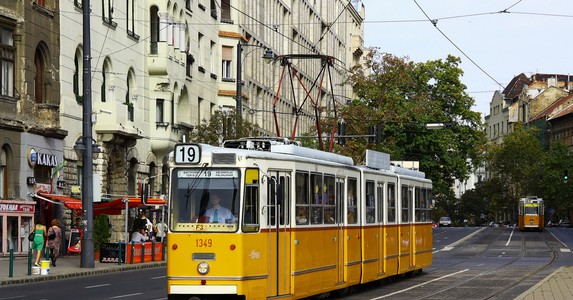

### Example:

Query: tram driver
xmin=205 ymin=193 xmax=235 ymax=223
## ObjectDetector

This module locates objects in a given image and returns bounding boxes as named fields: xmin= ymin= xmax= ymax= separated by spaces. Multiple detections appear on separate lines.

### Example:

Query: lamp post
xmin=81 ymin=0 xmax=94 ymax=268
xmin=235 ymin=42 xmax=274 ymax=133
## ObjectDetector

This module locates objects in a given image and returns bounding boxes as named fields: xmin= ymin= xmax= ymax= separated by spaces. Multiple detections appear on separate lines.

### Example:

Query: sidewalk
xmin=0 ymin=254 xmax=165 ymax=286
xmin=514 ymin=266 xmax=573 ymax=300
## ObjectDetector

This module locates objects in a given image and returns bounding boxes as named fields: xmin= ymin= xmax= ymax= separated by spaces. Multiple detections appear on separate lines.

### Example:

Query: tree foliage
xmin=188 ymin=111 xmax=261 ymax=145
xmin=341 ymin=49 xmax=485 ymax=199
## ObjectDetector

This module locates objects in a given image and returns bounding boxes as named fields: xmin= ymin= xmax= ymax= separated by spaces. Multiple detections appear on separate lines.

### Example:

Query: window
xmin=210 ymin=41 xmax=215 ymax=74
xmin=401 ymin=185 xmax=411 ymax=223
xmin=323 ymin=175 xmax=335 ymax=224
xmin=310 ymin=173 xmax=323 ymax=224
xmin=221 ymin=0 xmax=231 ymax=21
xmin=377 ymin=182 xmax=384 ymax=223
xmin=150 ymin=6 xmax=159 ymax=54
xmin=36 ymin=0 xmax=46 ymax=6
xmin=197 ymin=33 xmax=203 ymax=68
xmin=222 ymin=46 xmax=232 ymax=79
xmin=126 ymin=0 xmax=138 ymax=39
xmin=102 ymin=0 xmax=116 ymax=27
xmin=100 ymin=66 xmax=106 ymax=102
xmin=347 ymin=178 xmax=357 ymax=224
xmin=34 ymin=48 xmax=44 ymax=103
xmin=295 ymin=172 xmax=309 ymax=225
xmin=210 ymin=0 xmax=217 ymax=19
xmin=125 ymin=70 xmax=135 ymax=121
xmin=243 ymin=169 xmax=260 ymax=232
xmin=156 ymin=99 xmax=164 ymax=123
xmin=73 ymin=48 xmax=83 ymax=101
xmin=365 ymin=180 xmax=375 ymax=223
xmin=0 ymin=28 xmax=14 ymax=98
xmin=387 ymin=183 xmax=396 ymax=223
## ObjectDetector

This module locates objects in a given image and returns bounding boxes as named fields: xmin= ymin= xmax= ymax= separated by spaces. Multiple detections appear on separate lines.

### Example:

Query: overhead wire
xmin=413 ymin=0 xmax=505 ymax=89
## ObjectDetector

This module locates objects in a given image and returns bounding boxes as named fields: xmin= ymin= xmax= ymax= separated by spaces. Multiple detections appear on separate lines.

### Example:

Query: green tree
xmin=485 ymin=123 xmax=545 ymax=215
xmin=342 ymin=49 xmax=485 ymax=199
xmin=189 ymin=111 xmax=261 ymax=145
xmin=540 ymin=143 xmax=573 ymax=221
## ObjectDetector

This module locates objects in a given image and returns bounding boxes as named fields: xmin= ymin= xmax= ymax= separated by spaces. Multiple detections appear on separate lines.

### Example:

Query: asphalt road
xmin=1 ymin=227 xmax=570 ymax=300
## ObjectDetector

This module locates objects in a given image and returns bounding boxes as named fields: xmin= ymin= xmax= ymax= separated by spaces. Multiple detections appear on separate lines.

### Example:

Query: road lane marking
xmin=505 ymin=227 xmax=515 ymax=246
xmin=368 ymin=269 xmax=470 ymax=299
xmin=110 ymin=293 xmax=143 ymax=299
xmin=433 ymin=227 xmax=485 ymax=253
xmin=0 ymin=296 xmax=27 ymax=300
xmin=85 ymin=283 xmax=111 ymax=289
xmin=560 ymin=248 xmax=571 ymax=253
xmin=151 ymin=275 xmax=166 ymax=280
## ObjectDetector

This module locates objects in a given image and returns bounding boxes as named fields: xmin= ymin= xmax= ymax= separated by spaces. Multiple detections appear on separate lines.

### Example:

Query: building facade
xmin=0 ymin=0 xmax=63 ymax=255
xmin=0 ymin=0 xmax=366 ymax=252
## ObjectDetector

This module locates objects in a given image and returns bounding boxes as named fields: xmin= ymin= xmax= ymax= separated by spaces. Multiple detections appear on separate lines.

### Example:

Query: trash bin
xmin=40 ymin=260 xmax=50 ymax=275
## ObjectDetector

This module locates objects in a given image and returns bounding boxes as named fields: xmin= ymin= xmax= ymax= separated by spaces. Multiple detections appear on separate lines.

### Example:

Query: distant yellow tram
xmin=518 ymin=196 xmax=544 ymax=231
xmin=166 ymin=138 xmax=433 ymax=300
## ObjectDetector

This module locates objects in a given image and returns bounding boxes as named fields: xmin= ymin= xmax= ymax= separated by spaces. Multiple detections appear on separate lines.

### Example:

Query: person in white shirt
xmin=204 ymin=193 xmax=234 ymax=223
xmin=131 ymin=227 xmax=148 ymax=243
xmin=154 ymin=220 xmax=166 ymax=242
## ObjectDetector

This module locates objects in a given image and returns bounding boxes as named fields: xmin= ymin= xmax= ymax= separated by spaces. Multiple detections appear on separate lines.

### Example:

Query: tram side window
xmin=366 ymin=180 xmax=376 ymax=223
xmin=278 ymin=176 xmax=290 ymax=225
xmin=387 ymin=183 xmax=396 ymax=223
xmin=243 ymin=169 xmax=259 ymax=232
xmin=426 ymin=189 xmax=433 ymax=221
xmin=401 ymin=185 xmax=411 ymax=223
xmin=295 ymin=172 xmax=309 ymax=225
xmin=377 ymin=183 xmax=384 ymax=223
xmin=310 ymin=173 xmax=323 ymax=224
xmin=347 ymin=178 xmax=357 ymax=224
xmin=324 ymin=175 xmax=336 ymax=224
xmin=415 ymin=188 xmax=423 ymax=222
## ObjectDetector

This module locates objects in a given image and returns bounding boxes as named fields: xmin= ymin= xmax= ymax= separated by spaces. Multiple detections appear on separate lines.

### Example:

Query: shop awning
xmin=145 ymin=197 xmax=167 ymax=206
xmin=35 ymin=192 xmax=83 ymax=210
xmin=93 ymin=197 xmax=142 ymax=215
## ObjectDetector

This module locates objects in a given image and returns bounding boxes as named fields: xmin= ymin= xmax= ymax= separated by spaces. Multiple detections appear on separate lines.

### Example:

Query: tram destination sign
xmin=174 ymin=144 xmax=201 ymax=164
xmin=178 ymin=170 xmax=238 ymax=178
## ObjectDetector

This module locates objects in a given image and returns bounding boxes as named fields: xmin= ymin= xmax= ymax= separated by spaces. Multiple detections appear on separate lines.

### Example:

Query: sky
xmin=360 ymin=0 xmax=573 ymax=119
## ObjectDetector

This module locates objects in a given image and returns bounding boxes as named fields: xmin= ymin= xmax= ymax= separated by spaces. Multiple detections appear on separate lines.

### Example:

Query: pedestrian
xmin=46 ymin=219 xmax=62 ymax=267
xmin=154 ymin=219 xmax=166 ymax=242
xmin=140 ymin=212 xmax=153 ymax=239
xmin=31 ymin=219 xmax=47 ymax=266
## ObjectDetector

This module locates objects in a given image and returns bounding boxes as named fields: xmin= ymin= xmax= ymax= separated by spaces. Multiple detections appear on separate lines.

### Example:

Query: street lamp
xmin=236 ymin=42 xmax=274 ymax=129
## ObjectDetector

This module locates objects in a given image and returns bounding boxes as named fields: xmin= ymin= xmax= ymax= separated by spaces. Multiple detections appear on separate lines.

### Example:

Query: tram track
xmin=417 ymin=228 xmax=559 ymax=300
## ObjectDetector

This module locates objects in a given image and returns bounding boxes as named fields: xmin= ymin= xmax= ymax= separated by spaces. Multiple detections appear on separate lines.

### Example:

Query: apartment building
xmin=0 ymin=0 xmax=365 ymax=245
xmin=0 ymin=0 xmax=62 ymax=255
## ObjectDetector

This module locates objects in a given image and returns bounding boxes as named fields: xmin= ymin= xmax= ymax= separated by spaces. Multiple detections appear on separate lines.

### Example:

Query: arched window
xmin=150 ymin=6 xmax=159 ymax=54
xmin=0 ymin=145 xmax=8 ymax=199
xmin=125 ymin=68 xmax=135 ymax=121
xmin=73 ymin=47 xmax=83 ymax=102
xmin=34 ymin=48 xmax=44 ymax=103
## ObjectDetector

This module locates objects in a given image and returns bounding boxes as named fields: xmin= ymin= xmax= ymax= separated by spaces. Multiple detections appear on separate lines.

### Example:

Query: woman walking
xmin=31 ymin=220 xmax=47 ymax=266
xmin=46 ymin=219 xmax=62 ymax=267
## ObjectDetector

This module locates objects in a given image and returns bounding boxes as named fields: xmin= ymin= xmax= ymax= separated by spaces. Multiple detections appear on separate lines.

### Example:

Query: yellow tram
xmin=166 ymin=138 xmax=433 ymax=300
xmin=518 ymin=196 xmax=544 ymax=231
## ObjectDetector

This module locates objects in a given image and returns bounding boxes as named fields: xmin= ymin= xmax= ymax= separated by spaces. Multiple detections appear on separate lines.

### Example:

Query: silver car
xmin=439 ymin=216 xmax=452 ymax=227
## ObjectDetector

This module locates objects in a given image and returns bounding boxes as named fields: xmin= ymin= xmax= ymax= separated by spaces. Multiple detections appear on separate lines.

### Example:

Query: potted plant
xmin=93 ymin=214 xmax=111 ymax=261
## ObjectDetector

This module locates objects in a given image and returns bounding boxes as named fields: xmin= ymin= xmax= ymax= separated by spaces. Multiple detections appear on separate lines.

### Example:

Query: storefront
xmin=0 ymin=200 xmax=35 ymax=255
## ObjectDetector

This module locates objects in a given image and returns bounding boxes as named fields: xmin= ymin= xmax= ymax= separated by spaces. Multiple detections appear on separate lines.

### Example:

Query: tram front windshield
xmin=524 ymin=204 xmax=539 ymax=215
xmin=170 ymin=168 xmax=240 ymax=232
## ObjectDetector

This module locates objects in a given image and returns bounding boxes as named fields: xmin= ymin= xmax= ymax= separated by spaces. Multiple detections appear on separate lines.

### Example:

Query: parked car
xmin=439 ymin=216 xmax=452 ymax=227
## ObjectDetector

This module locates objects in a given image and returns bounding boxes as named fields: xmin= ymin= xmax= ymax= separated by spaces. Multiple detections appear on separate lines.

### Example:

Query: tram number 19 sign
xmin=174 ymin=144 xmax=201 ymax=164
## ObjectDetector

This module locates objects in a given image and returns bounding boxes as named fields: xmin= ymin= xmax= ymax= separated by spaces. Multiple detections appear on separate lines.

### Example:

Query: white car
xmin=439 ymin=216 xmax=452 ymax=227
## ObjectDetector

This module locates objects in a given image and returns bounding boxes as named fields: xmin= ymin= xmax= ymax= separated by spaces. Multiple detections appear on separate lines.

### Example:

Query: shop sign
xmin=28 ymin=148 xmax=59 ymax=168
xmin=0 ymin=203 xmax=35 ymax=213
xmin=35 ymin=183 xmax=51 ymax=193
xmin=57 ymin=180 xmax=67 ymax=189
xmin=26 ymin=177 xmax=36 ymax=185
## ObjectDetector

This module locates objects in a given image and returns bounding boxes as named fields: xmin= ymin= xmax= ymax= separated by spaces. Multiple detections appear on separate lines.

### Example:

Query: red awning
xmin=36 ymin=192 xmax=83 ymax=210
xmin=145 ymin=197 xmax=167 ymax=206
xmin=93 ymin=197 xmax=142 ymax=215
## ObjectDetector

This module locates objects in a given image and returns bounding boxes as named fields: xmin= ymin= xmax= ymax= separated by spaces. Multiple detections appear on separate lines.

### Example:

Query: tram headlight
xmin=197 ymin=261 xmax=210 ymax=275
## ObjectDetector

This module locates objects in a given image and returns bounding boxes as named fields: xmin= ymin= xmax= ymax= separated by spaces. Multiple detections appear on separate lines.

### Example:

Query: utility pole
xmin=236 ymin=42 xmax=243 ymax=134
xmin=81 ymin=0 xmax=95 ymax=268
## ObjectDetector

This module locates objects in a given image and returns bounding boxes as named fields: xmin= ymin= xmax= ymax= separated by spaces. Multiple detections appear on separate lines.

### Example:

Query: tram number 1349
xmin=174 ymin=144 xmax=201 ymax=164
xmin=196 ymin=239 xmax=213 ymax=247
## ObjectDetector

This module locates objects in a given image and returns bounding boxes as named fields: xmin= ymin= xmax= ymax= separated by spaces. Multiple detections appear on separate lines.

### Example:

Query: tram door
xmin=267 ymin=171 xmax=291 ymax=298
xmin=336 ymin=178 xmax=345 ymax=283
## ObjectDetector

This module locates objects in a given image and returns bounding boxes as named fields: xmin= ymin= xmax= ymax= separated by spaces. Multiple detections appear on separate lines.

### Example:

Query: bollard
xmin=27 ymin=248 xmax=32 ymax=276
xmin=9 ymin=248 xmax=14 ymax=277
xmin=141 ymin=241 xmax=145 ymax=263
xmin=151 ymin=240 xmax=155 ymax=262
xmin=118 ymin=243 xmax=123 ymax=265
xmin=162 ymin=241 xmax=166 ymax=261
